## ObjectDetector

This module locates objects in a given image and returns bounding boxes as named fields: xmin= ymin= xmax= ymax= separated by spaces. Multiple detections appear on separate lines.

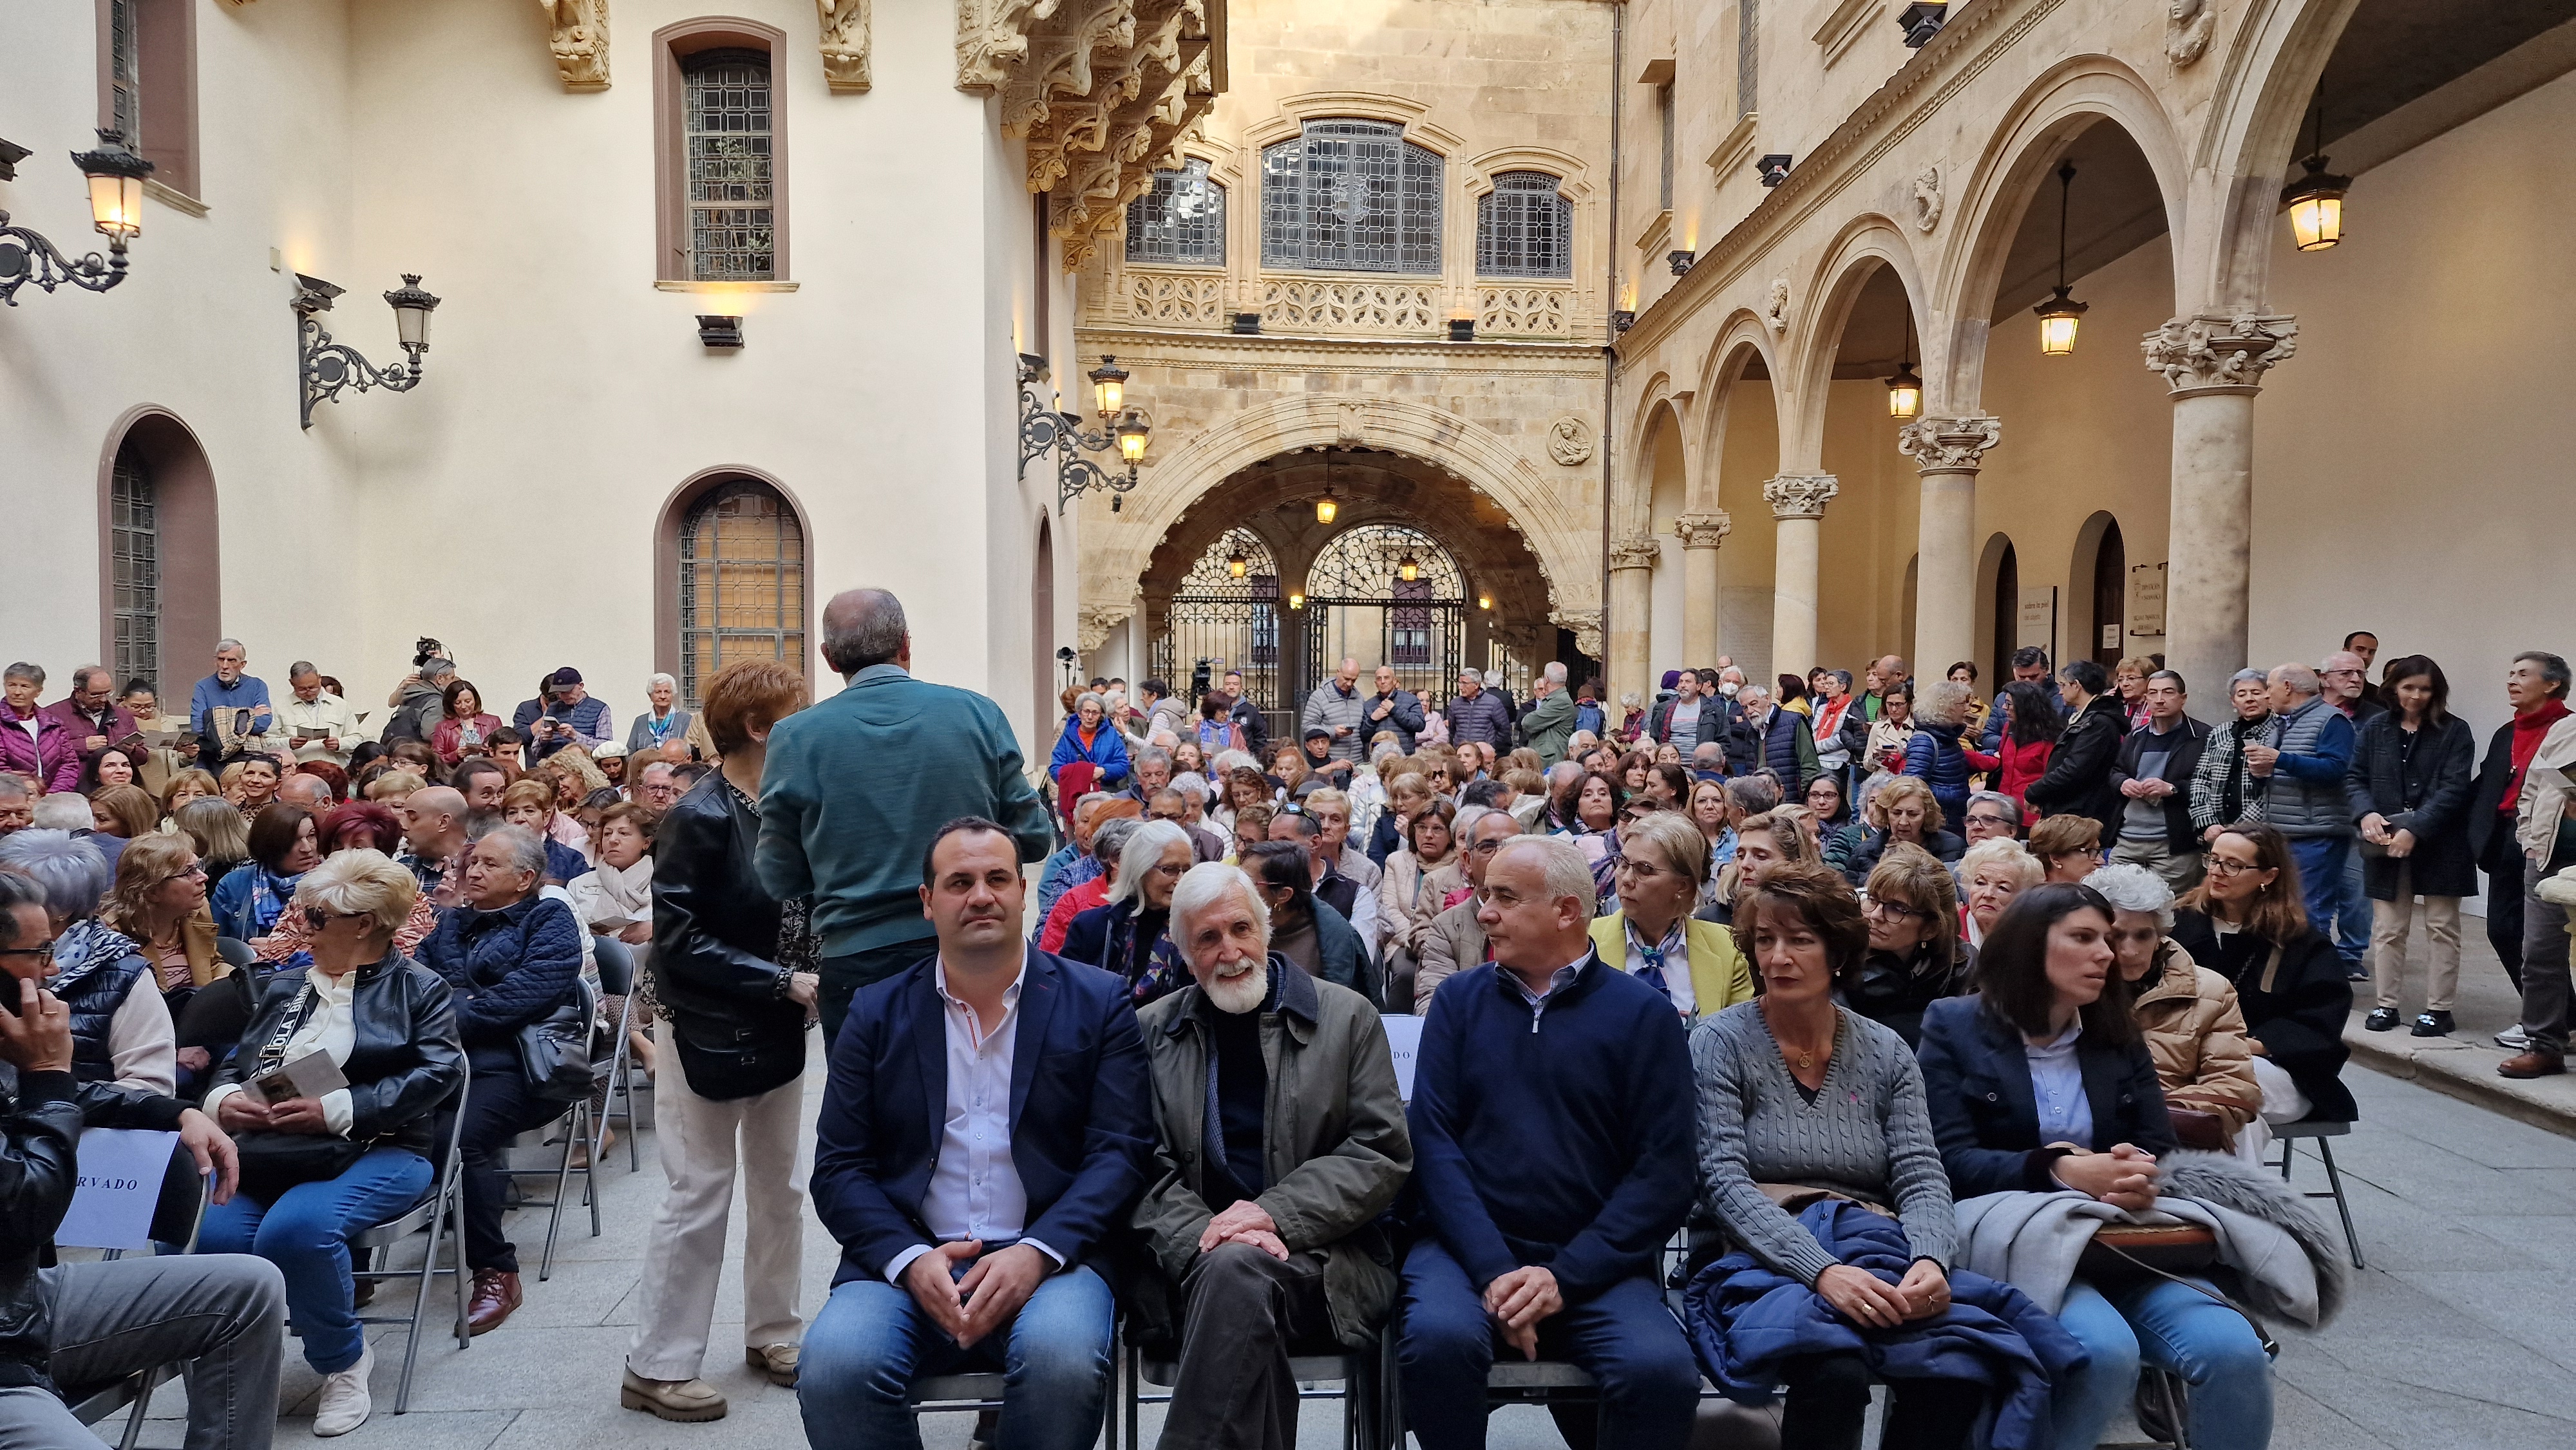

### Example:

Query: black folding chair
xmin=63 ymin=1137 xmax=213 ymax=1450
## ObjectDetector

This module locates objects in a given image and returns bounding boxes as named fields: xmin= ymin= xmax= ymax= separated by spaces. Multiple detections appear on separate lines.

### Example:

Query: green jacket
xmin=1132 ymin=958 xmax=1412 ymax=1348
xmin=1523 ymin=688 xmax=1578 ymax=767
xmin=753 ymin=664 xmax=1052 ymax=955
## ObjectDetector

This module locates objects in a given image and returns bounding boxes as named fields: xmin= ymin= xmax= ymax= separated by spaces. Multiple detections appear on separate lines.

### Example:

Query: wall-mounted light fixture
xmin=1611 ymin=309 xmax=1636 ymax=333
xmin=294 ymin=271 xmax=439 ymax=429
xmin=1477 ymin=592 xmax=1493 ymax=611
xmin=1886 ymin=311 xmax=1922 ymax=419
xmin=1897 ymin=4 xmax=1949 ymax=47
xmin=0 ymin=130 xmax=154 ymax=306
xmin=1447 ymin=317 xmax=1475 ymax=342
xmin=1666 ymin=249 xmax=1695 ymax=276
xmin=1757 ymin=154 xmax=1794 ymax=187
xmin=1231 ymin=312 xmax=1260 ymax=335
xmin=2034 ymin=161 xmax=2087 ymax=355
xmin=2282 ymin=91 xmax=2349 ymax=252
xmin=1021 ymin=353 xmax=1153 ymax=513
xmin=696 ymin=314 xmax=744 ymax=348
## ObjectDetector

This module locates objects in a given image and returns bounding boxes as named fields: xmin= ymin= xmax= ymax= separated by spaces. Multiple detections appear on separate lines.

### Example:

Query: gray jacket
xmin=2251 ymin=698 xmax=2356 ymax=839
xmin=1133 ymin=959 xmax=1412 ymax=1348
xmin=1303 ymin=681 xmax=1370 ymax=762
xmin=1412 ymin=894 xmax=1487 ymax=1013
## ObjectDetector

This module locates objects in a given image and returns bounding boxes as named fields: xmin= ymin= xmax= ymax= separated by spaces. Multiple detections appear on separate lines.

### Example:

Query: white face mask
xmin=1719 ymin=681 xmax=1739 ymax=697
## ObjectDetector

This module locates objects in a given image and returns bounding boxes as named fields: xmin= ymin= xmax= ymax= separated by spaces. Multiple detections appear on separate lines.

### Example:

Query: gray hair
xmin=2085 ymin=860 xmax=2177 ymax=928
xmin=2229 ymin=668 xmax=2270 ymax=690
xmin=1690 ymin=742 xmax=1725 ymax=765
xmin=480 ymin=823 xmax=549 ymax=878
xmin=292 ymin=848 xmax=421 ymax=935
xmin=2268 ymin=663 xmax=2322 ymax=699
xmin=2 ymin=662 xmax=43 ymax=686
xmin=288 ymin=661 xmax=319 ymax=681
xmin=1135 ymin=748 xmax=1173 ymax=774
xmin=0 ymin=831 xmax=111 ymax=920
xmin=1109 ymin=820 xmax=1193 ymax=906
xmin=1075 ymin=692 xmax=1106 ymax=715
xmin=1168 ymin=861 xmax=1270 ymax=953
xmin=1540 ymin=661 xmax=1568 ymax=685
xmin=819 ymin=588 xmax=908 ymax=675
xmin=1168 ymin=771 xmax=1209 ymax=804
xmin=647 ymin=672 xmax=677 ymax=691
xmin=1738 ymin=683 xmax=1774 ymax=708
xmin=1958 ymin=836 xmax=2043 ymax=889
xmin=1209 ymin=749 xmax=1257 ymax=778
xmin=1090 ymin=816 xmax=1143 ymax=869
xmin=1915 ymin=679 xmax=1971 ymax=728
xmin=33 ymin=796 xmax=93 ymax=831
xmin=0 ymin=873 xmax=44 ymax=944
xmin=214 ymin=639 xmax=244 ymax=656
xmin=1726 ymin=775 xmax=1781 ymax=816
xmin=1482 ymin=670 xmax=1504 ymax=690
xmin=1965 ymin=790 xmax=2023 ymax=830
xmin=1489 ymin=834 xmax=1595 ymax=908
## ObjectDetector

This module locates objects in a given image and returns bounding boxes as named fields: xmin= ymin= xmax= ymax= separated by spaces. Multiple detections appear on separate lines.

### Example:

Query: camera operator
xmin=0 ymin=871 xmax=287 ymax=1449
xmin=383 ymin=642 xmax=458 ymax=746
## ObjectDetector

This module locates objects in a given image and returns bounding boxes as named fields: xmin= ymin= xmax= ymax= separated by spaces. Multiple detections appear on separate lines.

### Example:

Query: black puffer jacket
xmin=213 ymin=953 xmax=466 ymax=1155
xmin=2025 ymin=694 xmax=2128 ymax=835
xmin=652 ymin=773 xmax=806 ymax=1060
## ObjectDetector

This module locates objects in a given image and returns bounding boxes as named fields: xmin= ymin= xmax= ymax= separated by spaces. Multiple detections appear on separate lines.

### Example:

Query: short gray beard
xmin=1201 ymin=957 xmax=1269 ymax=1015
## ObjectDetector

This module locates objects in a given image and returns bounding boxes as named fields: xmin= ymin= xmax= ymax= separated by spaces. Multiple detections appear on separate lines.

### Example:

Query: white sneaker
xmin=2496 ymin=1024 xmax=2532 ymax=1051
xmin=314 ymin=1343 xmax=374 ymax=1437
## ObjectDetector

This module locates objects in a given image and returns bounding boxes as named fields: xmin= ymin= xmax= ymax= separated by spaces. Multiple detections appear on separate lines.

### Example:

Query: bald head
xmin=278 ymin=773 xmax=334 ymax=811
xmin=821 ymin=588 xmax=909 ymax=676
xmin=401 ymin=786 xmax=468 ymax=855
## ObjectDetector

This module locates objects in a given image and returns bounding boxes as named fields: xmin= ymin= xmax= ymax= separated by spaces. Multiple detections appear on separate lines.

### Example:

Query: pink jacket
xmin=0 ymin=701 xmax=79 ymax=793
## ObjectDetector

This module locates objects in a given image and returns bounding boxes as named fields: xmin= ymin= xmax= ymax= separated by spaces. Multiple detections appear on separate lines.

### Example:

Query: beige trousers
xmin=624 ymin=1017 xmax=809 ymax=1382
xmin=2368 ymin=862 xmax=2463 ymax=1013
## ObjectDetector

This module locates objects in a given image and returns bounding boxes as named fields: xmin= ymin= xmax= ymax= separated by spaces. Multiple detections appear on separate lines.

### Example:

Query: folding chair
xmin=341 ymin=1075 xmax=473 ymax=1415
xmin=1377 ymin=1299 xmax=1604 ymax=1450
xmin=500 ymin=977 xmax=605 ymax=1280
xmin=2269 ymin=1116 xmax=2363 ymax=1270
xmin=591 ymin=936 xmax=643 ymax=1171
xmin=65 ymin=1138 xmax=213 ymax=1450
xmin=909 ymin=1372 xmax=1010 ymax=1447
xmin=1122 ymin=1339 xmax=1375 ymax=1450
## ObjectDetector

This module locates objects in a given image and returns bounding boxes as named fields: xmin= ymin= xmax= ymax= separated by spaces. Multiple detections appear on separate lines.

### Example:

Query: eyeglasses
xmin=1148 ymin=863 xmax=1187 ymax=880
xmin=1863 ymin=899 xmax=1931 ymax=923
xmin=1613 ymin=857 xmax=1669 ymax=880
xmin=0 ymin=941 xmax=56 ymax=961
xmin=1965 ymin=813 xmax=2017 ymax=830
xmin=2206 ymin=857 xmax=2264 ymax=877
xmin=301 ymin=907 xmax=362 ymax=930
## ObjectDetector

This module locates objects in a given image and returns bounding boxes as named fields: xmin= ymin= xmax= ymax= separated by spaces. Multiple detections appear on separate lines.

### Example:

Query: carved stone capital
xmin=1762 ymin=473 xmax=1839 ymax=520
xmin=1608 ymin=534 xmax=1661 ymax=572
xmin=1077 ymin=602 xmax=1132 ymax=654
xmin=1551 ymin=608 xmax=1604 ymax=661
xmin=819 ymin=0 xmax=872 ymax=91
xmin=1674 ymin=511 xmax=1734 ymax=549
xmin=1896 ymin=415 xmax=2003 ymax=473
xmin=2142 ymin=314 xmax=2298 ymax=394
xmin=538 ymin=0 xmax=611 ymax=91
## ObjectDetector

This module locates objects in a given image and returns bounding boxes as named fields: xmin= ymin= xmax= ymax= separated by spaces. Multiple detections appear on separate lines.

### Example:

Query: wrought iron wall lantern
xmin=1021 ymin=352 xmax=1153 ymax=513
xmin=0 ymin=130 xmax=153 ymax=306
xmin=293 ymin=272 xmax=439 ymax=429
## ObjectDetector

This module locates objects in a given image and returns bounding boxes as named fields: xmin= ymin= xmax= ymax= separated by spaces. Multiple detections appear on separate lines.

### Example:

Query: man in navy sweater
xmin=1398 ymin=834 xmax=1700 ymax=1449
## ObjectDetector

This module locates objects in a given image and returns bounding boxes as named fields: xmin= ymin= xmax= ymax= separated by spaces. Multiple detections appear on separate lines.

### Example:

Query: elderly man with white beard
xmin=1130 ymin=862 xmax=1412 ymax=1450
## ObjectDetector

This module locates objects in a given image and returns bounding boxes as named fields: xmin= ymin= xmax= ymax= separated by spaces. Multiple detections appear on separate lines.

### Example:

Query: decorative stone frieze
xmin=1895 ymin=415 xmax=2003 ymax=472
xmin=818 ymin=0 xmax=871 ymax=92
xmin=538 ymin=0 xmax=610 ymax=91
xmin=1481 ymin=286 xmax=1574 ymax=338
xmin=1762 ymin=473 xmax=1839 ymax=520
xmin=1608 ymin=534 xmax=1661 ymax=570
xmin=1078 ymin=603 xmax=1133 ymax=653
xmin=1264 ymin=277 xmax=1440 ymax=334
xmin=1126 ymin=269 xmax=1227 ymax=326
xmin=2142 ymin=314 xmax=2298 ymax=393
xmin=1674 ymin=511 xmax=1733 ymax=549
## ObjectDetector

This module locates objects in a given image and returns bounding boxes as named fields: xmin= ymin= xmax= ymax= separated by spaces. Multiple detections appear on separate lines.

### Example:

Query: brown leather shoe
xmin=2498 ymin=1050 xmax=2566 ymax=1079
xmin=466 ymin=1270 xmax=522 ymax=1335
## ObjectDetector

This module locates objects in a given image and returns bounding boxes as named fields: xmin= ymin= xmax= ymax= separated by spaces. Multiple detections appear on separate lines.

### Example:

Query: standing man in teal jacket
xmin=755 ymin=588 xmax=1054 ymax=1042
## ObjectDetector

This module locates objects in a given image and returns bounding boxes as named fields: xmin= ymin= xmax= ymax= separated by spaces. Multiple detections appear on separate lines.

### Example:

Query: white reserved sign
xmin=59 ymin=1129 xmax=180 ymax=1251
xmin=1380 ymin=1014 xmax=1425 ymax=1103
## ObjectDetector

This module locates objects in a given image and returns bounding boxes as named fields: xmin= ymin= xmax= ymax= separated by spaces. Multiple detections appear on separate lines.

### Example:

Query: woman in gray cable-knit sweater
xmin=1692 ymin=859 xmax=1983 ymax=1450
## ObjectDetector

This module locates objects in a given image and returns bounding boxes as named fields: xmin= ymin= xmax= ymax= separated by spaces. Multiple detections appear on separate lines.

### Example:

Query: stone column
xmin=2142 ymin=314 xmax=2297 ymax=696
xmin=1895 ymin=415 xmax=2003 ymax=676
xmin=1607 ymin=533 xmax=1661 ymax=711
xmin=1763 ymin=474 xmax=1839 ymax=680
xmin=1673 ymin=511 xmax=1733 ymax=669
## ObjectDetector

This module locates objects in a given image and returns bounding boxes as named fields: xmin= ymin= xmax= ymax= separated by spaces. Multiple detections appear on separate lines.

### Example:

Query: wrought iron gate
xmin=1294 ymin=523 xmax=1464 ymax=713
xmin=1151 ymin=528 xmax=1291 ymax=744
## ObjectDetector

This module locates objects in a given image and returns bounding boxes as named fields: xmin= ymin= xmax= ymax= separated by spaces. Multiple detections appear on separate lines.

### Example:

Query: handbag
xmin=668 ymin=1014 xmax=804 ymax=1102
xmin=231 ymin=986 xmax=371 ymax=1202
xmin=515 ymin=993 xmax=596 ymax=1104
xmin=2167 ymin=1106 xmax=2231 ymax=1152
xmin=2079 ymin=1220 xmax=2220 ymax=1281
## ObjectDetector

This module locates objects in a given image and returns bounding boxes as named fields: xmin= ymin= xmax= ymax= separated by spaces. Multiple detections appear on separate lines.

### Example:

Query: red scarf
xmin=2506 ymin=699 xmax=2573 ymax=811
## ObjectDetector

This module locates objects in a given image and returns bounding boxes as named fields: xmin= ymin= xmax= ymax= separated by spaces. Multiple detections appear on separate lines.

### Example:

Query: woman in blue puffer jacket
xmin=1048 ymin=690 xmax=1132 ymax=789
xmin=1902 ymin=680 xmax=1976 ymax=829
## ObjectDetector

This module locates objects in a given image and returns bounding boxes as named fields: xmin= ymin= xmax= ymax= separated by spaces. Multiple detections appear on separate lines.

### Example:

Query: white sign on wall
xmin=2018 ymin=587 xmax=2058 ymax=654
xmin=2129 ymin=563 xmax=2168 ymax=639
xmin=1380 ymin=1013 xmax=1424 ymax=1102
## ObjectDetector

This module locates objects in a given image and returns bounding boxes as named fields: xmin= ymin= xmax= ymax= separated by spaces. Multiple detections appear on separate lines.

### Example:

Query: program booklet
xmin=243 ymin=1050 xmax=350 ymax=1105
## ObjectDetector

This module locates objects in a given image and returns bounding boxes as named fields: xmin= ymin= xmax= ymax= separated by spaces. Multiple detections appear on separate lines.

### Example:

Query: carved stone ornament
xmin=1912 ymin=165 xmax=1943 ymax=234
xmin=2141 ymin=313 xmax=2298 ymax=393
xmin=1674 ymin=511 xmax=1734 ymax=549
xmin=1762 ymin=473 xmax=1840 ymax=520
xmin=1551 ymin=608 xmax=1605 ymax=661
xmin=1077 ymin=603 xmax=1132 ymax=654
xmin=1336 ymin=401 xmax=1372 ymax=444
xmin=1895 ymin=415 xmax=2003 ymax=472
xmin=1608 ymin=534 xmax=1662 ymax=571
xmin=1765 ymin=278 xmax=1792 ymax=335
xmin=537 ymin=0 xmax=611 ymax=91
xmin=818 ymin=0 xmax=871 ymax=91
xmin=1546 ymin=415 xmax=1596 ymax=466
xmin=2166 ymin=0 xmax=2217 ymax=68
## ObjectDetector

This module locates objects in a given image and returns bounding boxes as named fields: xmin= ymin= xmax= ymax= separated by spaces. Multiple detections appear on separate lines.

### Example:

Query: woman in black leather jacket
xmin=621 ymin=659 xmax=817 ymax=1421
xmin=197 ymin=849 xmax=462 ymax=1435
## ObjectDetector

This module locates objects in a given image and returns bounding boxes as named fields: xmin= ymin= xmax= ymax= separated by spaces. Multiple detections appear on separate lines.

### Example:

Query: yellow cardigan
xmin=1588 ymin=912 xmax=1756 ymax=1020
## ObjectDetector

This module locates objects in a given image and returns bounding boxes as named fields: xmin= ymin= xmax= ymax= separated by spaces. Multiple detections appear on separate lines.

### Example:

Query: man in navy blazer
xmin=799 ymin=817 xmax=1155 ymax=1450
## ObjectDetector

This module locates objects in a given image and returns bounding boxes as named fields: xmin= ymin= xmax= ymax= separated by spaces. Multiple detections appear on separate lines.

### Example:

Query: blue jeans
xmin=798 ymin=1261 xmax=1114 ymax=1450
xmin=2052 ymin=1277 xmax=2272 ymax=1450
xmin=196 ymin=1146 xmax=435 ymax=1373
xmin=1396 ymin=1239 xmax=1700 ymax=1450
xmin=2286 ymin=835 xmax=2351 ymax=952
xmin=2336 ymin=840 xmax=2371 ymax=963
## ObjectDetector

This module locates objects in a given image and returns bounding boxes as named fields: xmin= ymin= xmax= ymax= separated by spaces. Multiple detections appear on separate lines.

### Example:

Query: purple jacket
xmin=39 ymin=699 xmax=138 ymax=785
xmin=0 ymin=702 xmax=80 ymax=794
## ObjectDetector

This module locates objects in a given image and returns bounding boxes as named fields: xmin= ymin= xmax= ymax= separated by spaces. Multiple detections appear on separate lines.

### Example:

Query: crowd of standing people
xmin=0 ymin=607 xmax=2558 ymax=1450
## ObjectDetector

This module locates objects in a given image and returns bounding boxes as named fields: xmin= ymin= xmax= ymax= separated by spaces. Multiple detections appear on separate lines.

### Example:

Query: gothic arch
xmin=2192 ymin=0 xmax=2369 ymax=314
xmin=1783 ymin=215 xmax=1931 ymax=464
xmin=653 ymin=465 xmax=817 ymax=697
xmin=1085 ymin=394 xmax=1599 ymax=634
xmin=1936 ymin=55 xmax=2190 ymax=408
xmin=95 ymin=406 xmax=220 ymax=693
xmin=1688 ymin=311 xmax=1788 ymax=509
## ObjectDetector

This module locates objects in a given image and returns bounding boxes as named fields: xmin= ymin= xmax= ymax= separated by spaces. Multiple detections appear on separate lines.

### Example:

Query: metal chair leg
xmin=2314 ymin=1138 xmax=2365 ymax=1270
xmin=540 ymin=1106 xmax=582 ymax=1281
xmin=2277 ymin=1135 xmax=2297 ymax=1181
xmin=115 ymin=1367 xmax=160 ymax=1450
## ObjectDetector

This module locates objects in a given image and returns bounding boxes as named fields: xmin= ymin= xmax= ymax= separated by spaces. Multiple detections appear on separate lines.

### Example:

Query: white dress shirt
xmin=884 ymin=956 xmax=1064 ymax=1283
xmin=204 ymin=966 xmax=359 ymax=1136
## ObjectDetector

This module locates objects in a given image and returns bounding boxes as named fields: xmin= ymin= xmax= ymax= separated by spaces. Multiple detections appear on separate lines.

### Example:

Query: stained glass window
xmin=677 ymin=481 xmax=806 ymax=706
xmin=1475 ymin=171 xmax=1572 ymax=279
xmin=110 ymin=446 xmax=158 ymax=695
xmin=685 ymin=52 xmax=775 ymax=281
xmin=1260 ymin=120 xmax=1443 ymax=274
xmin=1126 ymin=159 xmax=1226 ymax=266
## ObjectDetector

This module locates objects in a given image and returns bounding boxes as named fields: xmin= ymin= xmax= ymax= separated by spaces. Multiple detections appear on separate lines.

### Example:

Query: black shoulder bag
xmin=231 ymin=987 xmax=370 ymax=1203
xmin=515 ymin=984 xmax=597 ymax=1104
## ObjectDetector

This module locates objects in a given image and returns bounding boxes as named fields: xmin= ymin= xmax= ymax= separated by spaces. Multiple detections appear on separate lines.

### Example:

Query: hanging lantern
xmin=1397 ymin=551 xmax=1421 ymax=583
xmin=2282 ymin=154 xmax=2349 ymax=252
xmin=1086 ymin=355 xmax=1129 ymax=418
xmin=1315 ymin=490 xmax=1338 ymax=525
xmin=1886 ymin=310 xmax=1921 ymax=418
xmin=1477 ymin=592 xmax=1493 ymax=611
xmin=1226 ymin=544 xmax=1248 ymax=578
xmin=72 ymin=131 xmax=153 ymax=243
xmin=2034 ymin=161 xmax=2087 ymax=356
xmin=1287 ymin=591 xmax=1307 ymax=611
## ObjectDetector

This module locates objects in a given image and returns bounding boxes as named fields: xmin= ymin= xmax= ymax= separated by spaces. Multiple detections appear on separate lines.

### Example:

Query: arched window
xmin=109 ymin=442 xmax=159 ymax=693
xmin=1125 ymin=158 xmax=1225 ymax=266
xmin=676 ymin=480 xmax=806 ymax=707
xmin=1475 ymin=171 xmax=1571 ymax=278
xmin=1260 ymin=120 xmax=1443 ymax=275
xmin=683 ymin=50 xmax=775 ymax=280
